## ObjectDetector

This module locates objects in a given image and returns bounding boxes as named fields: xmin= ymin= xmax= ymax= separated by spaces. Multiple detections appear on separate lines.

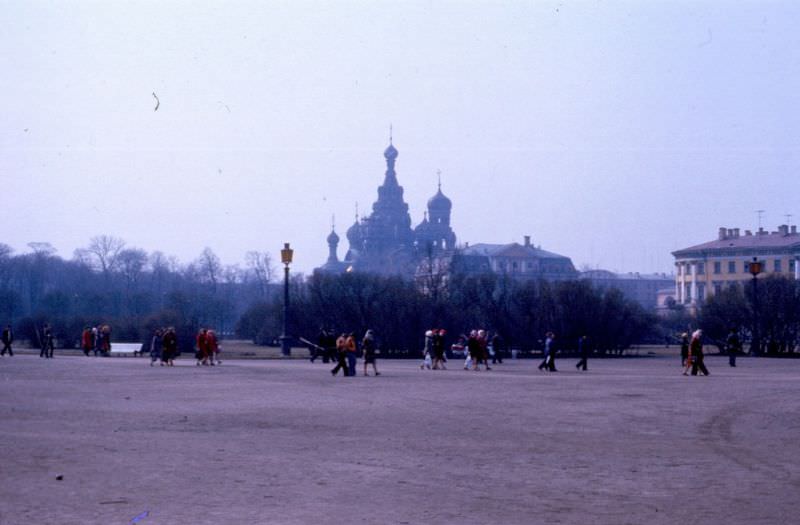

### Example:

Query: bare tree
xmin=196 ymin=247 xmax=222 ymax=292
xmin=0 ymin=243 xmax=13 ymax=288
xmin=222 ymin=264 xmax=242 ymax=285
xmin=245 ymin=250 xmax=274 ymax=298
xmin=27 ymin=242 xmax=57 ymax=257
xmin=118 ymin=248 xmax=148 ymax=291
xmin=77 ymin=235 xmax=126 ymax=278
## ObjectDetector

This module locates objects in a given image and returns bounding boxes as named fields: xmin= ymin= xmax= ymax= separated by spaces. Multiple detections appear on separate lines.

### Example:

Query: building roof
xmin=461 ymin=242 xmax=571 ymax=260
xmin=673 ymin=228 xmax=800 ymax=257
xmin=581 ymin=269 xmax=674 ymax=281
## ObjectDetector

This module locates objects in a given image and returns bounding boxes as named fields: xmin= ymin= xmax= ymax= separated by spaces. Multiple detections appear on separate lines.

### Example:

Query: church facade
xmin=317 ymin=140 xmax=456 ymax=276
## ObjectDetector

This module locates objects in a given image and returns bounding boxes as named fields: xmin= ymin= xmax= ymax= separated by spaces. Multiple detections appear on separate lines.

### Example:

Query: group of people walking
xmin=80 ymin=325 xmax=112 ymax=357
xmin=148 ymin=327 xmax=180 ymax=367
xmin=421 ymin=329 xmax=448 ymax=370
xmin=194 ymin=328 xmax=221 ymax=366
xmin=681 ymin=330 xmax=710 ymax=376
xmin=327 ymin=330 xmax=380 ymax=377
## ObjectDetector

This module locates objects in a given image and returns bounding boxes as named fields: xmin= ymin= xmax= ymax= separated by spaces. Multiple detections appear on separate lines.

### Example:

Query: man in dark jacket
xmin=1 ymin=325 xmax=13 ymax=356
xmin=575 ymin=335 xmax=589 ymax=371
xmin=726 ymin=329 xmax=741 ymax=367
xmin=40 ymin=325 xmax=54 ymax=359
xmin=491 ymin=332 xmax=504 ymax=364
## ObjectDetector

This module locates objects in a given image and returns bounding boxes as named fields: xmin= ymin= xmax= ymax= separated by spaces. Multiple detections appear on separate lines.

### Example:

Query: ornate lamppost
xmin=748 ymin=256 xmax=763 ymax=355
xmin=279 ymin=242 xmax=294 ymax=356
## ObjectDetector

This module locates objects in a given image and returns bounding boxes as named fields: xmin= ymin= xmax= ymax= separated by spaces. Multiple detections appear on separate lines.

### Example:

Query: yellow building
xmin=672 ymin=225 xmax=800 ymax=306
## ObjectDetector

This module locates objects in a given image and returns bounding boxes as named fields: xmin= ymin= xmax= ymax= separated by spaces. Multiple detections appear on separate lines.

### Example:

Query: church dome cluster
xmin=319 ymin=138 xmax=456 ymax=276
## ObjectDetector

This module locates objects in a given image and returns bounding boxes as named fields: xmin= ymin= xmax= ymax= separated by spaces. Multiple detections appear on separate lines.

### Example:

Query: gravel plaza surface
xmin=1 ymin=352 xmax=799 ymax=525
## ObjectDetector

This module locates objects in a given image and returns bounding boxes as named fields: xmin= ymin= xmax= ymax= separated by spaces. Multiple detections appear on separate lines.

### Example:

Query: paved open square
xmin=1 ymin=353 xmax=799 ymax=524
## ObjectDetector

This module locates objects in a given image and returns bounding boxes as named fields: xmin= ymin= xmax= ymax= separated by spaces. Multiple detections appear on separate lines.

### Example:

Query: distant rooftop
xmin=461 ymin=240 xmax=571 ymax=260
xmin=673 ymin=225 xmax=800 ymax=257
xmin=581 ymin=269 xmax=673 ymax=281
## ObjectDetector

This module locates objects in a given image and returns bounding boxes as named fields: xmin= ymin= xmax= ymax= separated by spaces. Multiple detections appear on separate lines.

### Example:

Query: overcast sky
xmin=3 ymin=1 xmax=799 ymax=276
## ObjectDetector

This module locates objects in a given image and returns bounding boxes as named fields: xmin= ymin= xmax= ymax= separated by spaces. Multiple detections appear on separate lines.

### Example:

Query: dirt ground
xmin=1 ymin=352 xmax=798 ymax=525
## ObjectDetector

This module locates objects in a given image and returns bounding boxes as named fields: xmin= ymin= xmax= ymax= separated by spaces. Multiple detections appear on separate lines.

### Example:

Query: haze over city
xmin=3 ymin=1 xmax=799 ymax=275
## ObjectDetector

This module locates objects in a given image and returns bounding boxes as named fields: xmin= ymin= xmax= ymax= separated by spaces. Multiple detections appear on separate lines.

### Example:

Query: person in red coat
xmin=196 ymin=328 xmax=209 ymax=366
xmin=206 ymin=330 xmax=221 ymax=366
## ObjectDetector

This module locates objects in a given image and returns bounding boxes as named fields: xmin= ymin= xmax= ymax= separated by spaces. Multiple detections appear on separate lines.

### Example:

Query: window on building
xmin=512 ymin=261 xmax=518 ymax=272
xmin=774 ymin=259 xmax=782 ymax=273
xmin=713 ymin=282 xmax=722 ymax=295
xmin=791 ymin=259 xmax=796 ymax=273
xmin=714 ymin=261 xmax=721 ymax=274
xmin=697 ymin=263 xmax=705 ymax=274
xmin=744 ymin=261 xmax=750 ymax=273
xmin=728 ymin=261 xmax=736 ymax=274
xmin=684 ymin=283 xmax=691 ymax=303
xmin=698 ymin=283 xmax=706 ymax=302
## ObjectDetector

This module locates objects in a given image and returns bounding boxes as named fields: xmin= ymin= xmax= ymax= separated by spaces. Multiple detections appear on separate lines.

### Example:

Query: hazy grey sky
xmin=3 ymin=1 xmax=799 ymax=276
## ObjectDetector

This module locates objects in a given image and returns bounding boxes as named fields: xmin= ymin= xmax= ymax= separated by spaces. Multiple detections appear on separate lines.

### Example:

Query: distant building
xmin=655 ymin=287 xmax=678 ymax=317
xmin=451 ymin=237 xmax=577 ymax=281
xmin=672 ymin=225 xmax=800 ymax=306
xmin=580 ymin=270 xmax=674 ymax=310
xmin=317 ymin=137 xmax=576 ymax=284
xmin=317 ymin=139 xmax=456 ymax=276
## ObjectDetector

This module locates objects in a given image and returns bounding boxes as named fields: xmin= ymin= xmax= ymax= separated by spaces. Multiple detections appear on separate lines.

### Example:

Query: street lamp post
xmin=748 ymin=257 xmax=763 ymax=356
xmin=279 ymin=242 xmax=294 ymax=356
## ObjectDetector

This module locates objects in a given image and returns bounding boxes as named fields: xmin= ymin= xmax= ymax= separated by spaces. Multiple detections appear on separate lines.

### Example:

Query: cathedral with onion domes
xmin=317 ymin=139 xmax=457 ymax=277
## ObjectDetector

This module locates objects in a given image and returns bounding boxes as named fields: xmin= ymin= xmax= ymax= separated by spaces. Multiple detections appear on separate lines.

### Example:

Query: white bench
xmin=109 ymin=343 xmax=145 ymax=357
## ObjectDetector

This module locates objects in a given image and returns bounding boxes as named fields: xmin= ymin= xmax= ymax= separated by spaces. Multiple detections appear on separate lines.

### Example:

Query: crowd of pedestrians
xmin=194 ymin=328 xmax=221 ymax=367
xmin=0 ymin=320 xmax=753 ymax=381
xmin=80 ymin=325 xmax=112 ymax=357
xmin=148 ymin=327 xmax=180 ymax=367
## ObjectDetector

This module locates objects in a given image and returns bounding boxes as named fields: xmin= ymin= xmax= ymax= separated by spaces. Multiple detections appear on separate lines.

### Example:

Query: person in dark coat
xmin=432 ymin=329 xmax=447 ymax=370
xmin=162 ymin=327 xmax=177 ymax=366
xmin=1 ymin=325 xmax=13 ymax=356
xmin=331 ymin=333 xmax=349 ymax=377
xmin=311 ymin=329 xmax=325 ymax=363
xmin=362 ymin=329 xmax=380 ymax=376
xmin=40 ymin=325 xmax=54 ymax=358
xmin=149 ymin=328 xmax=163 ymax=366
xmin=679 ymin=333 xmax=690 ymax=367
xmin=575 ymin=335 xmax=589 ymax=371
xmin=726 ymin=329 xmax=741 ymax=367
xmin=491 ymin=332 xmax=504 ymax=364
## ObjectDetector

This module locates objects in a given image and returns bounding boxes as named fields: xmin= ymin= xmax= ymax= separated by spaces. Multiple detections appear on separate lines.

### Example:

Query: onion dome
xmin=414 ymin=212 xmax=431 ymax=234
xmin=327 ymin=229 xmax=340 ymax=245
xmin=427 ymin=187 xmax=452 ymax=211
xmin=384 ymin=142 xmax=398 ymax=160
xmin=346 ymin=218 xmax=362 ymax=246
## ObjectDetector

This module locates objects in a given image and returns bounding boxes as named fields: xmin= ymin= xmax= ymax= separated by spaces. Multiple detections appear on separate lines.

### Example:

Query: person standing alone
xmin=575 ymin=335 xmax=589 ymax=371
xmin=726 ymin=328 xmax=741 ymax=367
xmin=1 ymin=325 xmax=13 ymax=356
xmin=40 ymin=325 xmax=54 ymax=359
xmin=362 ymin=329 xmax=380 ymax=376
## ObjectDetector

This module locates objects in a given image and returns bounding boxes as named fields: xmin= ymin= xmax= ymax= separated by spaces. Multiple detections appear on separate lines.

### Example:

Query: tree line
xmin=0 ymin=236 xmax=277 ymax=350
xmin=2 ymin=236 xmax=675 ymax=356
xmin=237 ymin=271 xmax=658 ymax=356
xmin=694 ymin=275 xmax=800 ymax=355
